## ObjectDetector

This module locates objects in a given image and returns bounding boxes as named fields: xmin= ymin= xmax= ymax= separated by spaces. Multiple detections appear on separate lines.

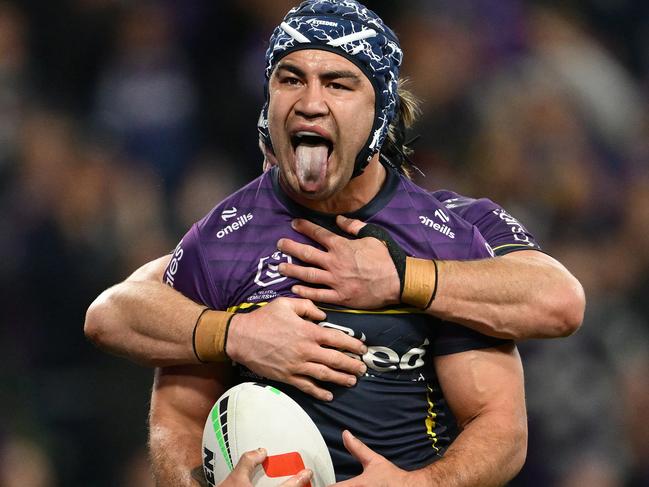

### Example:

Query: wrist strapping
xmin=357 ymin=223 xmax=438 ymax=309
xmin=192 ymin=308 xmax=235 ymax=362
xmin=402 ymin=257 xmax=438 ymax=309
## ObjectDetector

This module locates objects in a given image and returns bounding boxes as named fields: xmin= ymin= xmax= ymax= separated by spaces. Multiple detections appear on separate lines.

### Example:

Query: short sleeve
xmin=433 ymin=322 xmax=511 ymax=356
xmin=162 ymin=224 xmax=218 ymax=308
xmin=433 ymin=190 xmax=542 ymax=256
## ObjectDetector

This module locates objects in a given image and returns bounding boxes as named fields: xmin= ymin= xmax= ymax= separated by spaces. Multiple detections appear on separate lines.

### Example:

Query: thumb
xmin=290 ymin=298 xmax=327 ymax=322
xmin=336 ymin=215 xmax=366 ymax=236
xmin=341 ymin=430 xmax=379 ymax=468
xmin=279 ymin=468 xmax=314 ymax=487
xmin=234 ymin=448 xmax=267 ymax=478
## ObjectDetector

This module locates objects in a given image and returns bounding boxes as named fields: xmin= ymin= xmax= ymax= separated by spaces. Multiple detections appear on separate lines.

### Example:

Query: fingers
xmin=234 ymin=448 xmax=267 ymax=477
xmin=277 ymin=238 xmax=330 ymax=266
xmin=290 ymin=219 xmax=339 ymax=248
xmin=299 ymin=362 xmax=360 ymax=388
xmin=289 ymin=376 xmax=334 ymax=402
xmin=231 ymin=450 xmax=312 ymax=487
xmin=342 ymin=430 xmax=377 ymax=468
xmin=311 ymin=347 xmax=366 ymax=378
xmin=279 ymin=298 xmax=365 ymax=358
xmin=317 ymin=328 xmax=368 ymax=358
xmin=279 ymin=262 xmax=332 ymax=286
xmin=289 ymin=338 xmax=369 ymax=398
xmin=291 ymin=285 xmax=342 ymax=305
xmin=336 ymin=215 xmax=366 ymax=236
xmin=283 ymin=297 xmax=327 ymax=322
xmin=290 ymin=347 xmax=367 ymax=399
xmin=280 ymin=469 xmax=314 ymax=487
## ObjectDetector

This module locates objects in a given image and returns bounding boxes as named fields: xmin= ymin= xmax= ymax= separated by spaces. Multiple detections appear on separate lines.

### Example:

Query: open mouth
xmin=290 ymin=131 xmax=333 ymax=157
xmin=289 ymin=130 xmax=333 ymax=192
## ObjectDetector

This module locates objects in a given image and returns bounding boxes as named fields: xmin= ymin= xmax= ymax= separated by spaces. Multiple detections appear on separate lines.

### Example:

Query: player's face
xmin=268 ymin=49 xmax=375 ymax=201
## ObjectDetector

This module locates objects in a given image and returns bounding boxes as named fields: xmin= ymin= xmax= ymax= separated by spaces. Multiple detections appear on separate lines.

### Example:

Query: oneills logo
xmin=164 ymin=240 xmax=184 ymax=287
xmin=221 ymin=207 xmax=237 ymax=221
xmin=419 ymin=215 xmax=455 ymax=239
xmin=434 ymin=209 xmax=450 ymax=223
xmin=217 ymin=210 xmax=253 ymax=239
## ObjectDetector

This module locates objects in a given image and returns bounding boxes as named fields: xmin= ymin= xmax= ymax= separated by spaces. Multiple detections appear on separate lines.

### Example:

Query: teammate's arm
xmin=423 ymin=249 xmax=584 ymax=339
xmin=333 ymin=344 xmax=526 ymax=487
xmin=277 ymin=216 xmax=585 ymax=340
xmin=85 ymin=255 xmax=203 ymax=366
xmin=85 ymin=257 xmax=367 ymax=400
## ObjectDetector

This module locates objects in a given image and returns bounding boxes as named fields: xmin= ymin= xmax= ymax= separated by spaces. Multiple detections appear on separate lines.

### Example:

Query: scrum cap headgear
xmin=258 ymin=0 xmax=403 ymax=177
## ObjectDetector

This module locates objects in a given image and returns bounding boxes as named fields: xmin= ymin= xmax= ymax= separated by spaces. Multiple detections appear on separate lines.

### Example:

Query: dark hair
xmin=380 ymin=79 xmax=421 ymax=178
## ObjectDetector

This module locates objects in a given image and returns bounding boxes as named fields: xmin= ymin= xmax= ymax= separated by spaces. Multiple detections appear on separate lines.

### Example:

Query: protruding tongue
xmin=295 ymin=143 xmax=328 ymax=192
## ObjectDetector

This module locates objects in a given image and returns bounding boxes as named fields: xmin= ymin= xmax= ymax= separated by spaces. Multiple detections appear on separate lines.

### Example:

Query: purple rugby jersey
xmin=433 ymin=189 xmax=541 ymax=256
xmin=164 ymin=166 xmax=518 ymax=479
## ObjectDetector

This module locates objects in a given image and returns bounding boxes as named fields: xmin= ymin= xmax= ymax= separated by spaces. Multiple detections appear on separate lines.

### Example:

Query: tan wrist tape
xmin=401 ymin=257 xmax=439 ymax=309
xmin=192 ymin=309 xmax=235 ymax=362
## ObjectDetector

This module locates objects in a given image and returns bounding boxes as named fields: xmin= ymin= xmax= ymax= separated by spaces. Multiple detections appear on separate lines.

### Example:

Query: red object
xmin=262 ymin=452 xmax=311 ymax=487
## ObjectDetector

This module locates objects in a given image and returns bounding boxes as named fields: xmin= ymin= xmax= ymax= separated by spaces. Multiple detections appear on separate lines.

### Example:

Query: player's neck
xmin=286 ymin=156 xmax=386 ymax=214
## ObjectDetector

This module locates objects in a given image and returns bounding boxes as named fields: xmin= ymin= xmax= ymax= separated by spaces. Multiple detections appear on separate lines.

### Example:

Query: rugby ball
xmin=202 ymin=382 xmax=335 ymax=487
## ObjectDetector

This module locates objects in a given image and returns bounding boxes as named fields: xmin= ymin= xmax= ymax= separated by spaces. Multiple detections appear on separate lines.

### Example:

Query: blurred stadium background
xmin=1 ymin=0 xmax=648 ymax=485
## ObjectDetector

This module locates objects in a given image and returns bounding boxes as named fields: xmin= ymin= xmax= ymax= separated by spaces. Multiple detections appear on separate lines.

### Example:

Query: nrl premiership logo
xmin=255 ymin=251 xmax=292 ymax=287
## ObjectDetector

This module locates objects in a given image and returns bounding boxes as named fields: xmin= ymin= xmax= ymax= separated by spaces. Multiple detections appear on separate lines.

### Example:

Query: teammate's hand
xmin=277 ymin=216 xmax=401 ymax=309
xmin=226 ymin=297 xmax=367 ymax=401
xmin=218 ymin=448 xmax=313 ymax=487
xmin=332 ymin=431 xmax=410 ymax=487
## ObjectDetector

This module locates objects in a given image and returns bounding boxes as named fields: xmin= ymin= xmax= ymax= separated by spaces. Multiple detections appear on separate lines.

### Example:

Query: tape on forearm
xmin=401 ymin=257 xmax=438 ymax=309
xmin=357 ymin=223 xmax=438 ymax=309
xmin=192 ymin=309 xmax=235 ymax=362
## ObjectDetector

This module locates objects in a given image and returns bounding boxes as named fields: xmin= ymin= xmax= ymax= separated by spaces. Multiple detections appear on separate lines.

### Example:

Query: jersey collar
xmin=270 ymin=163 xmax=399 ymax=235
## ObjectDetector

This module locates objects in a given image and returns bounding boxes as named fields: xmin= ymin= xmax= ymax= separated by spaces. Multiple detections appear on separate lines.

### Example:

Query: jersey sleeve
xmin=433 ymin=190 xmax=542 ymax=256
xmin=431 ymin=216 xmax=512 ymax=355
xmin=432 ymin=322 xmax=511 ymax=356
xmin=162 ymin=223 xmax=221 ymax=309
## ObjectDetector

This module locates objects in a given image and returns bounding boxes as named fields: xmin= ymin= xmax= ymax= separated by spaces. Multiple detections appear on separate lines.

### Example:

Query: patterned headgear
xmin=258 ymin=0 xmax=403 ymax=177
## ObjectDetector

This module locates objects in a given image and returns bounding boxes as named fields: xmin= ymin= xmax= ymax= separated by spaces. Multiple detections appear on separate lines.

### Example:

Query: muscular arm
xmin=278 ymin=217 xmax=585 ymax=340
xmin=415 ymin=344 xmax=527 ymax=486
xmin=333 ymin=344 xmax=527 ymax=487
xmin=429 ymin=250 xmax=585 ymax=339
xmin=85 ymin=257 xmax=367 ymax=400
xmin=85 ymin=256 xmax=203 ymax=366
xmin=149 ymin=364 xmax=229 ymax=487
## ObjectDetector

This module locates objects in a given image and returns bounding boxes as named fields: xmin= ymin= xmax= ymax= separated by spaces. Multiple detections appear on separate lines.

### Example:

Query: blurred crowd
xmin=1 ymin=1 xmax=648 ymax=486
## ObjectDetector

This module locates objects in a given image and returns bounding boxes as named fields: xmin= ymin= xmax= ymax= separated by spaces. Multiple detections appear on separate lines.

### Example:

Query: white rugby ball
xmin=202 ymin=382 xmax=335 ymax=487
